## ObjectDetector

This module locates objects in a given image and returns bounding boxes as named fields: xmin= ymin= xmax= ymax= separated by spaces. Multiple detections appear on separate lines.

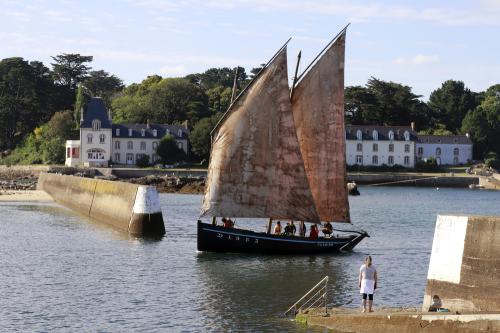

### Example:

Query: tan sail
xmin=292 ymin=32 xmax=350 ymax=223
xmin=201 ymin=48 xmax=320 ymax=222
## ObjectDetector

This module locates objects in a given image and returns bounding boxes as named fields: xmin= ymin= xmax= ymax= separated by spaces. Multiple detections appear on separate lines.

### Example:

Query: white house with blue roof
xmin=65 ymin=97 xmax=189 ymax=167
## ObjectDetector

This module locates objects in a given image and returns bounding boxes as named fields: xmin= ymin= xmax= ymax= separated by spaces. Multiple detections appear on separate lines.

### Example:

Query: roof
xmin=81 ymin=97 xmax=112 ymax=129
xmin=346 ymin=125 xmax=418 ymax=141
xmin=112 ymin=123 xmax=189 ymax=139
xmin=417 ymin=135 xmax=472 ymax=145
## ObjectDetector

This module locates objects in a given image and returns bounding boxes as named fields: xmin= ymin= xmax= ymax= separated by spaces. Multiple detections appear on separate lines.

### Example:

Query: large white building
xmin=416 ymin=135 xmax=473 ymax=165
xmin=65 ymin=97 xmax=189 ymax=167
xmin=346 ymin=125 xmax=417 ymax=167
xmin=345 ymin=124 xmax=473 ymax=167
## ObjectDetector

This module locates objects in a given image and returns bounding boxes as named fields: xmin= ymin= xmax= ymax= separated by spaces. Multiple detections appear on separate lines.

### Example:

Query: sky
xmin=1 ymin=0 xmax=499 ymax=99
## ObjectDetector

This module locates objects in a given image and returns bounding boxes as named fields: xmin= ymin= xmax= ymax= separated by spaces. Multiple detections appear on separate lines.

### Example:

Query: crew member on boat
xmin=322 ymin=222 xmax=333 ymax=237
xmin=309 ymin=225 xmax=319 ymax=240
xmin=274 ymin=221 xmax=282 ymax=234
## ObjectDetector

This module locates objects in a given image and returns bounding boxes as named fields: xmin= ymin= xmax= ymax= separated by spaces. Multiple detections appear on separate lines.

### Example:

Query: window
xmin=66 ymin=147 xmax=70 ymax=158
xmin=388 ymin=130 xmax=394 ymax=141
xmin=87 ymin=133 xmax=93 ymax=144
xmin=72 ymin=148 xmax=79 ymax=158
xmin=135 ymin=153 xmax=142 ymax=162
xmin=152 ymin=154 xmax=159 ymax=162
xmin=417 ymin=147 xmax=423 ymax=155
xmin=116 ymin=128 xmax=120 ymax=136
xmin=153 ymin=129 xmax=157 ymax=137
xmin=115 ymin=141 xmax=120 ymax=149
xmin=356 ymin=143 xmax=362 ymax=152
xmin=436 ymin=147 xmax=441 ymax=156
xmin=355 ymin=155 xmax=363 ymax=165
xmin=388 ymin=156 xmax=394 ymax=165
xmin=99 ymin=134 xmax=105 ymax=144
xmin=453 ymin=157 xmax=459 ymax=164
xmin=373 ymin=143 xmax=378 ymax=152
xmin=128 ymin=128 xmax=133 ymax=136
xmin=140 ymin=141 xmax=146 ymax=150
xmin=177 ymin=142 xmax=183 ymax=150
xmin=152 ymin=141 xmax=158 ymax=150
xmin=453 ymin=148 xmax=459 ymax=156
xmin=404 ymin=131 xmax=410 ymax=141
xmin=404 ymin=156 xmax=410 ymax=166
xmin=114 ymin=153 xmax=120 ymax=162
xmin=372 ymin=155 xmax=378 ymax=165
xmin=141 ymin=129 xmax=146 ymax=137
xmin=356 ymin=129 xmax=362 ymax=140
xmin=389 ymin=143 xmax=394 ymax=152
xmin=127 ymin=141 xmax=133 ymax=150
xmin=372 ymin=130 xmax=378 ymax=140
xmin=92 ymin=119 xmax=101 ymax=131
xmin=87 ymin=148 xmax=105 ymax=160
xmin=404 ymin=144 xmax=410 ymax=153
xmin=126 ymin=153 xmax=134 ymax=164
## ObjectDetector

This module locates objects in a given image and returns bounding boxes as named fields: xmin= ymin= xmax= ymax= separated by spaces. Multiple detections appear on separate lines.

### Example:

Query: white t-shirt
xmin=360 ymin=264 xmax=376 ymax=281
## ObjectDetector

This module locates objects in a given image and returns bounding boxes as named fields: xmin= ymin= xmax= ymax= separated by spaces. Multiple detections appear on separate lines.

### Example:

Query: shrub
xmin=136 ymin=155 xmax=150 ymax=168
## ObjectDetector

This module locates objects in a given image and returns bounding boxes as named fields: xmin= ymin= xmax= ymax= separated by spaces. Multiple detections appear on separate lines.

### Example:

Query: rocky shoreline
xmin=0 ymin=167 xmax=205 ymax=194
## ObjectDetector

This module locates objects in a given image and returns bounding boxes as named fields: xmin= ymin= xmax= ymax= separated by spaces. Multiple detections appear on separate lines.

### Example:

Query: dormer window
xmin=178 ymin=129 xmax=183 ymax=137
xmin=116 ymin=128 xmax=120 ymax=136
xmin=153 ymin=129 xmax=157 ymax=137
xmin=128 ymin=129 xmax=133 ymax=137
xmin=141 ymin=129 xmax=145 ymax=137
xmin=166 ymin=129 xmax=170 ymax=135
xmin=92 ymin=119 xmax=101 ymax=131
xmin=404 ymin=131 xmax=410 ymax=141
xmin=356 ymin=129 xmax=362 ymax=141
xmin=388 ymin=130 xmax=394 ymax=141
xmin=372 ymin=130 xmax=378 ymax=140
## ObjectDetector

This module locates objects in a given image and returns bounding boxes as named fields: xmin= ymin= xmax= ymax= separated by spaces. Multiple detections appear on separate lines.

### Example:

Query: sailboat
xmin=197 ymin=26 xmax=368 ymax=254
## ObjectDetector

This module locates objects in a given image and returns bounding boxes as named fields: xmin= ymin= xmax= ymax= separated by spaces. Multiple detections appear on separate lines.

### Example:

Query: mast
xmin=290 ymin=51 xmax=302 ymax=101
xmin=231 ymin=67 xmax=239 ymax=104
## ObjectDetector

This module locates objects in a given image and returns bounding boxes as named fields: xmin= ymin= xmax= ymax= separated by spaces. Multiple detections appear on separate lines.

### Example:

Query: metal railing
xmin=284 ymin=276 xmax=328 ymax=317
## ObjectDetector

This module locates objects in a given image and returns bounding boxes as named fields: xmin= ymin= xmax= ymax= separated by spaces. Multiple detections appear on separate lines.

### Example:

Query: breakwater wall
xmin=109 ymin=168 xmax=207 ymax=179
xmin=423 ymin=215 xmax=500 ymax=312
xmin=348 ymin=174 xmax=478 ymax=187
xmin=37 ymin=173 xmax=165 ymax=236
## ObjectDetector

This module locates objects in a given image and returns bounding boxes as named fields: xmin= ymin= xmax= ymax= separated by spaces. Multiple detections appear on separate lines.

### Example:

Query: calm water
xmin=1 ymin=187 xmax=500 ymax=332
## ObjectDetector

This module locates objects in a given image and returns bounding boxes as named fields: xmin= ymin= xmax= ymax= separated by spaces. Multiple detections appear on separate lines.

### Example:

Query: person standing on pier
xmin=359 ymin=255 xmax=377 ymax=313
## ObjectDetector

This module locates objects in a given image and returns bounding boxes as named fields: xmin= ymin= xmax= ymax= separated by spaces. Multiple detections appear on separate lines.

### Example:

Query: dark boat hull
xmin=197 ymin=221 xmax=367 ymax=254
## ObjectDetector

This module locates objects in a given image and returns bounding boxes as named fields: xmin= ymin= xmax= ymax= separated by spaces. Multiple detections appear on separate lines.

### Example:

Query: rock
xmin=347 ymin=181 xmax=360 ymax=196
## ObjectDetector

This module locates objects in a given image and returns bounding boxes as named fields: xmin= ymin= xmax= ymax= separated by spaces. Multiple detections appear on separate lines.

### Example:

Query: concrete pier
xmin=423 ymin=215 xmax=500 ymax=312
xmin=298 ymin=308 xmax=500 ymax=333
xmin=37 ymin=173 xmax=165 ymax=237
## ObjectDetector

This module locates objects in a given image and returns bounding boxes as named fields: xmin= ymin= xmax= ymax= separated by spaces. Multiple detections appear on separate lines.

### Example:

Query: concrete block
xmin=423 ymin=215 xmax=500 ymax=312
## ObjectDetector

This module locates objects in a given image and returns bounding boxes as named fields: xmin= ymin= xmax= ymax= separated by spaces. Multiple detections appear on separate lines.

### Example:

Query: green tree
xmin=83 ymin=70 xmax=124 ymax=105
xmin=206 ymin=86 xmax=234 ymax=113
xmin=428 ymin=80 xmax=479 ymax=133
xmin=0 ymin=57 xmax=64 ymax=150
xmin=461 ymin=86 xmax=500 ymax=159
xmin=51 ymin=53 xmax=93 ymax=90
xmin=112 ymin=77 xmax=209 ymax=126
xmin=188 ymin=113 xmax=222 ymax=160
xmin=74 ymin=84 xmax=90 ymax=125
xmin=344 ymin=78 xmax=430 ymax=128
xmin=156 ymin=134 xmax=186 ymax=164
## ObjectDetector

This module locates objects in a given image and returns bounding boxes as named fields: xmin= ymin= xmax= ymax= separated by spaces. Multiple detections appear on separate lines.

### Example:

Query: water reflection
xmin=195 ymin=252 xmax=357 ymax=331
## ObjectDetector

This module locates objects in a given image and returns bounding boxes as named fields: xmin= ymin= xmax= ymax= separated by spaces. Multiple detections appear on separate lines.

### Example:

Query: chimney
xmin=146 ymin=119 xmax=150 ymax=129
xmin=108 ymin=109 xmax=112 ymax=122
xmin=80 ymin=107 xmax=84 ymax=124
xmin=411 ymin=122 xmax=415 ymax=131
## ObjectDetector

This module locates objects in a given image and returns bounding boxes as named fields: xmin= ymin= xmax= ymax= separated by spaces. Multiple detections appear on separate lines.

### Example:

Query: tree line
xmin=0 ymin=54 xmax=498 ymax=165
